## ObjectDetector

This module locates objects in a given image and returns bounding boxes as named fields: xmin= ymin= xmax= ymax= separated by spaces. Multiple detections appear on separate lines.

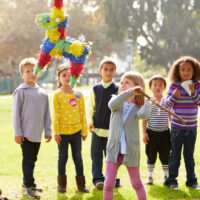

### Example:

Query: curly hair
xmin=56 ymin=62 xmax=70 ymax=88
xmin=121 ymin=71 xmax=145 ymax=107
xmin=168 ymin=56 xmax=200 ymax=82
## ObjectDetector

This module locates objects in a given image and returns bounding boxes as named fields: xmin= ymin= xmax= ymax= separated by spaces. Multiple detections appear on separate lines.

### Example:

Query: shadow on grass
xmin=86 ymin=188 xmax=127 ymax=200
xmin=56 ymin=190 xmax=85 ymax=200
xmin=147 ymin=184 xmax=190 ymax=199
xmin=188 ymin=187 xmax=200 ymax=199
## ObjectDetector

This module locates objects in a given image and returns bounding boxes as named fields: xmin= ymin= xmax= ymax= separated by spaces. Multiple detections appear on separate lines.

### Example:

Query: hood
xmin=13 ymin=83 xmax=40 ymax=96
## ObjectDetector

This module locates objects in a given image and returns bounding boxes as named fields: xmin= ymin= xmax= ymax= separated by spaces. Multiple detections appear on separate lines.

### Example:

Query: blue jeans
xmin=165 ymin=127 xmax=197 ymax=187
xmin=58 ymin=131 xmax=83 ymax=176
xmin=91 ymin=132 xmax=107 ymax=184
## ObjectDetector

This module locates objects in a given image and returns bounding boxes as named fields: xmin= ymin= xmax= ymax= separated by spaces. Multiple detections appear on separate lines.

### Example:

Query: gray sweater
xmin=13 ymin=83 xmax=51 ymax=142
xmin=106 ymin=88 xmax=152 ymax=167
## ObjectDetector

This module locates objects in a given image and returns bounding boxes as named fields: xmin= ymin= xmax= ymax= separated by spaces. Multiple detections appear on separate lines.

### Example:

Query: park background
xmin=1 ymin=0 xmax=200 ymax=199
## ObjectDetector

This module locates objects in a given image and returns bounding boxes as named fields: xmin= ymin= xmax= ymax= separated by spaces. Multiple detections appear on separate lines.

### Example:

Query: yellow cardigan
xmin=52 ymin=89 xmax=88 ymax=136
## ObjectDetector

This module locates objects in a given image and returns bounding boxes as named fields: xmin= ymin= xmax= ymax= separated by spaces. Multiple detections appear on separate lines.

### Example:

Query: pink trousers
xmin=103 ymin=154 xmax=147 ymax=200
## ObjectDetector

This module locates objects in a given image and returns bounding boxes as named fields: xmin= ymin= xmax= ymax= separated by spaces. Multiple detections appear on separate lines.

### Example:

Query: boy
xmin=13 ymin=57 xmax=52 ymax=199
xmin=88 ymin=57 xmax=120 ymax=190
xmin=142 ymin=75 xmax=171 ymax=185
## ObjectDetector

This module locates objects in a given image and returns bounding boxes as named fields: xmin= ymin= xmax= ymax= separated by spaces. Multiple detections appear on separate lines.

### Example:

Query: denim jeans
xmin=21 ymin=138 xmax=41 ymax=187
xmin=165 ymin=127 xmax=197 ymax=187
xmin=91 ymin=132 xmax=107 ymax=184
xmin=58 ymin=131 xmax=83 ymax=176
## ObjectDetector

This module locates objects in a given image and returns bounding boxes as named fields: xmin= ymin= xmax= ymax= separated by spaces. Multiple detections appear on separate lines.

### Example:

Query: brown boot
xmin=57 ymin=175 xmax=67 ymax=193
xmin=76 ymin=176 xmax=89 ymax=193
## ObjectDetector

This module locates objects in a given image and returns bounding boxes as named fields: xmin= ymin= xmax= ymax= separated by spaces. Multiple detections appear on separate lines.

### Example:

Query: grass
xmin=0 ymin=86 xmax=200 ymax=200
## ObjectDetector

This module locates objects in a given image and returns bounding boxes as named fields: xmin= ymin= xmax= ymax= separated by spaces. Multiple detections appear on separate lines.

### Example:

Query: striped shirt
xmin=166 ymin=81 xmax=200 ymax=130
xmin=147 ymin=97 xmax=169 ymax=132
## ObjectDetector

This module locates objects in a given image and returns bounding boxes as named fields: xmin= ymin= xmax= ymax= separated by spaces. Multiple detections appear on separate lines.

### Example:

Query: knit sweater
xmin=166 ymin=81 xmax=200 ymax=130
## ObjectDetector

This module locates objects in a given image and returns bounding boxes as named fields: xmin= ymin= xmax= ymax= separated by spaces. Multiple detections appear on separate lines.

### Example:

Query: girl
xmin=164 ymin=56 xmax=200 ymax=190
xmin=142 ymin=75 xmax=171 ymax=185
xmin=103 ymin=71 xmax=153 ymax=200
xmin=52 ymin=62 xmax=89 ymax=193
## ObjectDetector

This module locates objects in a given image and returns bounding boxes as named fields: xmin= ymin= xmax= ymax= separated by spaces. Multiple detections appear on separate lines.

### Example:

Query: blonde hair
xmin=99 ymin=56 xmax=117 ymax=70
xmin=19 ymin=57 xmax=37 ymax=74
xmin=56 ymin=62 xmax=70 ymax=88
xmin=168 ymin=56 xmax=200 ymax=82
xmin=121 ymin=71 xmax=145 ymax=107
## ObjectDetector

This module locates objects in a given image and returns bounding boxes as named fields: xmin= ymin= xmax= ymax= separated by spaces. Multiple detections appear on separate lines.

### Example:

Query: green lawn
xmin=1 ymin=88 xmax=200 ymax=200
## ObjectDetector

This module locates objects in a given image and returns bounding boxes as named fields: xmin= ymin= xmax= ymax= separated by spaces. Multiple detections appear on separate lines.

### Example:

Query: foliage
xmin=104 ymin=0 xmax=200 ymax=73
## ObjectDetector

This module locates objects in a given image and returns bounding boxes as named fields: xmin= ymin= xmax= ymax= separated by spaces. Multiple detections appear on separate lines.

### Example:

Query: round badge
xmin=69 ymin=98 xmax=77 ymax=107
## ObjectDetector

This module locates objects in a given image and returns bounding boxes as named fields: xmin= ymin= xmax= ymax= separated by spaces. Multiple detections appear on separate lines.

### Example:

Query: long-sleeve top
xmin=166 ymin=81 xmax=200 ymax=130
xmin=13 ymin=83 xmax=52 ymax=142
xmin=52 ymin=89 xmax=88 ymax=136
xmin=87 ymin=80 xmax=118 ymax=137
xmin=106 ymin=88 xmax=152 ymax=167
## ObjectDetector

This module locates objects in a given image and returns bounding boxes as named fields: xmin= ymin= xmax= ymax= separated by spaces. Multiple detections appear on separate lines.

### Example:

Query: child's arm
xmin=80 ymin=93 xmax=88 ymax=140
xmin=52 ymin=93 xmax=61 ymax=144
xmin=165 ymin=83 xmax=179 ymax=107
xmin=191 ymin=82 xmax=200 ymax=105
xmin=44 ymin=94 xmax=52 ymax=142
xmin=87 ymin=88 xmax=95 ymax=132
xmin=137 ymin=99 xmax=152 ymax=119
xmin=13 ymin=90 xmax=24 ymax=144
xmin=108 ymin=88 xmax=133 ymax=111
xmin=142 ymin=120 xmax=149 ymax=144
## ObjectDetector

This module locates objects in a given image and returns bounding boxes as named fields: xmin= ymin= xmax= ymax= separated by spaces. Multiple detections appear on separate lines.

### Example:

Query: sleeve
xmin=44 ymin=94 xmax=52 ymax=136
xmin=191 ymin=82 xmax=200 ymax=105
xmin=137 ymin=99 xmax=152 ymax=119
xmin=51 ymin=93 xmax=60 ymax=135
xmin=80 ymin=94 xmax=88 ymax=136
xmin=87 ymin=88 xmax=95 ymax=125
xmin=165 ymin=83 xmax=177 ymax=107
xmin=13 ymin=90 xmax=23 ymax=137
xmin=108 ymin=88 xmax=133 ymax=111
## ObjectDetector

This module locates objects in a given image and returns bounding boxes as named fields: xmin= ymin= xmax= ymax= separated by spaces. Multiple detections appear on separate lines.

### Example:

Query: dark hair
xmin=56 ymin=62 xmax=70 ymax=88
xmin=168 ymin=56 xmax=200 ymax=82
xmin=149 ymin=74 xmax=167 ymax=89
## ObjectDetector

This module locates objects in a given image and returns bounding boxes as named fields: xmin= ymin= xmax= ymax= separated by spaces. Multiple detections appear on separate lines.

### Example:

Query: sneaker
xmin=189 ymin=184 xmax=200 ymax=190
xmin=26 ymin=188 xmax=40 ymax=199
xmin=146 ymin=177 xmax=153 ymax=185
xmin=22 ymin=184 xmax=43 ymax=192
xmin=166 ymin=184 xmax=179 ymax=190
xmin=95 ymin=181 xmax=104 ymax=190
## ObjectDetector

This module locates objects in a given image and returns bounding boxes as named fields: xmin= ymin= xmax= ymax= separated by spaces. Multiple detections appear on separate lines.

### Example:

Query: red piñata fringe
xmin=38 ymin=51 xmax=52 ymax=68
xmin=58 ymin=28 xmax=66 ymax=39
xmin=53 ymin=0 xmax=63 ymax=9
xmin=70 ymin=63 xmax=84 ymax=78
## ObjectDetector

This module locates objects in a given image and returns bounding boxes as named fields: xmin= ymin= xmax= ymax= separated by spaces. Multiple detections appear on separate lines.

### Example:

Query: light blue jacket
xmin=106 ymin=88 xmax=152 ymax=167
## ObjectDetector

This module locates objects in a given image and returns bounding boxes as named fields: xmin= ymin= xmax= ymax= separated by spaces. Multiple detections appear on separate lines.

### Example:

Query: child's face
xmin=150 ymin=79 xmax=165 ymax=97
xmin=21 ymin=64 xmax=37 ymax=86
xmin=179 ymin=62 xmax=193 ymax=82
xmin=120 ymin=77 xmax=135 ymax=92
xmin=99 ymin=63 xmax=116 ymax=83
xmin=58 ymin=69 xmax=70 ymax=86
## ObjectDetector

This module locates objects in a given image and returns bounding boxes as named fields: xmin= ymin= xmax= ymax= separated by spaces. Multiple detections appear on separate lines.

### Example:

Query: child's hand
xmin=15 ymin=136 xmax=24 ymax=144
xmin=82 ymin=135 xmax=87 ymax=141
xmin=88 ymin=123 xmax=95 ymax=133
xmin=173 ymin=89 xmax=180 ymax=98
xmin=189 ymin=82 xmax=195 ymax=95
xmin=143 ymin=133 xmax=149 ymax=144
xmin=45 ymin=135 xmax=52 ymax=143
xmin=54 ymin=135 xmax=62 ymax=145
xmin=132 ymin=86 xmax=144 ymax=95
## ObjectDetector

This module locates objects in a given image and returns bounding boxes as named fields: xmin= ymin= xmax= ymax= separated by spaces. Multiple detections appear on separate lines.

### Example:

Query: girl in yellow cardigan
xmin=52 ymin=62 xmax=89 ymax=193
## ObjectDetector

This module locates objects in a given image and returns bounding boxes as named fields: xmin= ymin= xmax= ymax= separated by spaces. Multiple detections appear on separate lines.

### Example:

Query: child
xmin=88 ymin=57 xmax=120 ymax=189
xmin=13 ymin=57 xmax=52 ymax=199
xmin=142 ymin=75 xmax=171 ymax=185
xmin=164 ymin=56 xmax=200 ymax=190
xmin=52 ymin=62 xmax=89 ymax=193
xmin=103 ymin=71 xmax=153 ymax=200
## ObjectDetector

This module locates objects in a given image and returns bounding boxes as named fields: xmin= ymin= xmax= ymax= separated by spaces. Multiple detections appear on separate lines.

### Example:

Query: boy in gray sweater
xmin=13 ymin=57 xmax=52 ymax=199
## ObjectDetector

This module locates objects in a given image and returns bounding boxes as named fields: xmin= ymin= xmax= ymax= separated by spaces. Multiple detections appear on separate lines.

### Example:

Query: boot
xmin=57 ymin=175 xmax=67 ymax=193
xmin=76 ymin=176 xmax=89 ymax=193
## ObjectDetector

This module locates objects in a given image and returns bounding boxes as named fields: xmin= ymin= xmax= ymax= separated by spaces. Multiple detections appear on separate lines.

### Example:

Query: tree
xmin=104 ymin=0 xmax=200 ymax=73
